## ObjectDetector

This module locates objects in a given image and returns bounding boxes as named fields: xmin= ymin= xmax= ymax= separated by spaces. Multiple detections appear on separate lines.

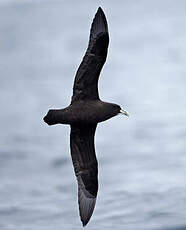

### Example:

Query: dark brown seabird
xmin=43 ymin=7 xmax=128 ymax=227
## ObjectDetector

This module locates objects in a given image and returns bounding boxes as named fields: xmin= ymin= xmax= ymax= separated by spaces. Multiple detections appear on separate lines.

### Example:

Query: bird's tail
xmin=43 ymin=109 xmax=61 ymax=126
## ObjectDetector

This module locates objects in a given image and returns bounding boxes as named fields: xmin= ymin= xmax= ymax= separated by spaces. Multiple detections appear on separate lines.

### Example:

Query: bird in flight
xmin=44 ymin=7 xmax=129 ymax=227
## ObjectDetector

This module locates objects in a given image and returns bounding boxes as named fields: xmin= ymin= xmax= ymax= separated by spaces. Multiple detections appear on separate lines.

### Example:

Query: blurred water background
xmin=1 ymin=0 xmax=186 ymax=229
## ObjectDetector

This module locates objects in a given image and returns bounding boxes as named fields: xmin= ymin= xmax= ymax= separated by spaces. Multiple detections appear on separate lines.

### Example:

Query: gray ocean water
xmin=1 ymin=0 xmax=186 ymax=229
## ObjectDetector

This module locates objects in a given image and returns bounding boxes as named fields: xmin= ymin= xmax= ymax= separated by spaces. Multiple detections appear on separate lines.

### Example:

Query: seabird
xmin=43 ymin=7 xmax=128 ymax=227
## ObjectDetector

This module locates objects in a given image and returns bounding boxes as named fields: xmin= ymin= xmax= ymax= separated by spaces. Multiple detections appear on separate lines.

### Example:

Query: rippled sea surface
xmin=1 ymin=0 xmax=186 ymax=229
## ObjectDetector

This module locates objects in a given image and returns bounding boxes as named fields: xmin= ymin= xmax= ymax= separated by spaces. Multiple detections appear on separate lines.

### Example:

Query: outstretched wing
xmin=70 ymin=124 xmax=98 ymax=226
xmin=71 ymin=7 xmax=109 ymax=102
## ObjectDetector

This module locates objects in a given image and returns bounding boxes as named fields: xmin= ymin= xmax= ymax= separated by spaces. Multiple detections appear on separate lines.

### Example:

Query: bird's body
xmin=44 ymin=7 xmax=128 ymax=226
xmin=45 ymin=100 xmax=121 ymax=125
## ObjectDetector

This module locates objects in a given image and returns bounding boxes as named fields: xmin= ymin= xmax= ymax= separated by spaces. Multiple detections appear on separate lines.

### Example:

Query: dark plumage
xmin=43 ymin=7 xmax=128 ymax=227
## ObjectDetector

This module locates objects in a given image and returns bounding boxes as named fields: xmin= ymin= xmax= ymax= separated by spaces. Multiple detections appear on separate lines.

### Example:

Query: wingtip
xmin=81 ymin=216 xmax=91 ymax=227
xmin=82 ymin=220 xmax=88 ymax=227
xmin=96 ymin=6 xmax=106 ymax=19
xmin=90 ymin=6 xmax=108 ymax=37
xmin=97 ymin=6 xmax=103 ymax=12
xmin=78 ymin=178 xmax=97 ymax=227
xmin=79 ymin=195 xmax=96 ymax=227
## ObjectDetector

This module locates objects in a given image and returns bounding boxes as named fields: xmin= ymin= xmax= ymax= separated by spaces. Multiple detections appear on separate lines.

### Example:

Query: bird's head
xmin=111 ymin=103 xmax=129 ymax=117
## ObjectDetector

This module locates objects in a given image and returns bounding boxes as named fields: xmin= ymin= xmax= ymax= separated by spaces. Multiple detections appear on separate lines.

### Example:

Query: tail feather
xmin=43 ymin=110 xmax=59 ymax=126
